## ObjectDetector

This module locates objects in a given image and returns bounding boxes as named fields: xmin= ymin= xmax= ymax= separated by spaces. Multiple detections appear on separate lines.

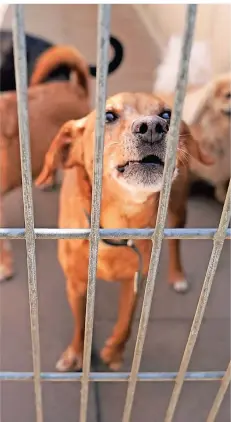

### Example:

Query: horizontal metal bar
xmin=207 ymin=361 xmax=231 ymax=422
xmin=80 ymin=6 xmax=111 ymax=422
xmin=164 ymin=179 xmax=231 ymax=422
xmin=12 ymin=5 xmax=43 ymax=422
xmin=0 ymin=228 xmax=230 ymax=240
xmin=122 ymin=6 xmax=197 ymax=422
xmin=0 ymin=371 xmax=226 ymax=382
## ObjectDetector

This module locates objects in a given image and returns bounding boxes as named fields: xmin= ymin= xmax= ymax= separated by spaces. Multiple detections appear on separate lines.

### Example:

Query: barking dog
xmin=36 ymin=92 xmax=212 ymax=371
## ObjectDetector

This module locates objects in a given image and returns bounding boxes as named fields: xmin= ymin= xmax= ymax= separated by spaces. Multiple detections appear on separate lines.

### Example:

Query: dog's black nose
xmin=132 ymin=116 xmax=168 ymax=142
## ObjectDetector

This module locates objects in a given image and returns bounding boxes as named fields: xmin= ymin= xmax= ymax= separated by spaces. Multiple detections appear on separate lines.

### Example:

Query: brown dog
xmin=158 ymin=73 xmax=231 ymax=203
xmin=36 ymin=92 xmax=212 ymax=371
xmin=0 ymin=45 xmax=91 ymax=281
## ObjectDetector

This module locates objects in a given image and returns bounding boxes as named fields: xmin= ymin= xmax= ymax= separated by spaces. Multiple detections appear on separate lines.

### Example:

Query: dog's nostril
xmin=139 ymin=123 xmax=148 ymax=134
xmin=155 ymin=123 xmax=164 ymax=134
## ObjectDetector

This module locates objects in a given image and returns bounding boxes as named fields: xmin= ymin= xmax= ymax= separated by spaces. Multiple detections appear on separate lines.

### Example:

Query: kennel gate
xmin=0 ymin=4 xmax=230 ymax=422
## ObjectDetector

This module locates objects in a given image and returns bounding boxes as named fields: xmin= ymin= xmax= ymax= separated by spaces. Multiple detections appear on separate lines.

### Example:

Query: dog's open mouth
xmin=117 ymin=154 xmax=164 ymax=174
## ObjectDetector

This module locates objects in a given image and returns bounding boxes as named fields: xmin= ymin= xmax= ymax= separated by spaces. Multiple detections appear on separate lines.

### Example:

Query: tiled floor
xmin=0 ymin=185 xmax=230 ymax=422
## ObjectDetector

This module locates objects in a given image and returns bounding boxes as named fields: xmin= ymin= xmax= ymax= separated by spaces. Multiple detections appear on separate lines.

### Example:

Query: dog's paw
xmin=37 ymin=179 xmax=58 ymax=192
xmin=172 ymin=279 xmax=189 ymax=294
xmin=215 ymin=185 xmax=227 ymax=204
xmin=36 ymin=171 xmax=59 ymax=192
xmin=100 ymin=341 xmax=124 ymax=371
xmin=0 ymin=241 xmax=14 ymax=282
xmin=36 ymin=170 xmax=62 ymax=192
xmin=0 ymin=263 xmax=14 ymax=282
xmin=56 ymin=346 xmax=83 ymax=372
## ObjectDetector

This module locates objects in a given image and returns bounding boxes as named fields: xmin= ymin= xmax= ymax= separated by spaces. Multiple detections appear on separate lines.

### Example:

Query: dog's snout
xmin=132 ymin=116 xmax=168 ymax=143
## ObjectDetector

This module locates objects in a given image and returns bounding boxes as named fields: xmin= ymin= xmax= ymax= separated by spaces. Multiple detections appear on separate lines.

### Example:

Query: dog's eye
xmin=225 ymin=92 xmax=231 ymax=99
xmin=105 ymin=111 xmax=119 ymax=124
xmin=159 ymin=110 xmax=171 ymax=121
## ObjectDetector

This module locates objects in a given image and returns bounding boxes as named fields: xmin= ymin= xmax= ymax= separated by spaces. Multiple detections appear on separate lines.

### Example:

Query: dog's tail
xmin=153 ymin=35 xmax=213 ymax=94
xmin=30 ymin=45 xmax=90 ymax=95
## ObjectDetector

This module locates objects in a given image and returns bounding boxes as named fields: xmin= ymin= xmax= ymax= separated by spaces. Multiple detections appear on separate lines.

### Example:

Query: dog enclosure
xmin=0 ymin=4 xmax=230 ymax=422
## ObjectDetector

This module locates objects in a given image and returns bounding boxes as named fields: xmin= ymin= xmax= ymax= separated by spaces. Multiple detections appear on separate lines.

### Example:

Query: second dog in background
xmin=0 ymin=45 xmax=91 ymax=282
xmin=154 ymin=36 xmax=231 ymax=203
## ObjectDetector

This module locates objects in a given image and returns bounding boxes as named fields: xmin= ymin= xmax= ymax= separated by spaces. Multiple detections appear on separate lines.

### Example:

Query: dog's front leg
xmin=167 ymin=207 xmax=189 ymax=293
xmin=100 ymin=279 xmax=138 ymax=370
xmin=56 ymin=278 xmax=87 ymax=371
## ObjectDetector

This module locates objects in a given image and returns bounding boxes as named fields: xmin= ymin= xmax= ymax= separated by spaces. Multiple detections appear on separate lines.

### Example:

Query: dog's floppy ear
xmin=35 ymin=118 xmax=86 ymax=187
xmin=183 ymin=82 xmax=215 ymax=125
xmin=180 ymin=122 xmax=214 ymax=165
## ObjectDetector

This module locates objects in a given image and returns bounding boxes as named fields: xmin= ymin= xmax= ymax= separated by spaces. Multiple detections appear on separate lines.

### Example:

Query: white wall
xmin=135 ymin=4 xmax=231 ymax=75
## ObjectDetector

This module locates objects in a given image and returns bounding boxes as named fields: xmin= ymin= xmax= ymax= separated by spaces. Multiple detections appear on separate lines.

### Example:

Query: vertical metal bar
xmin=207 ymin=361 xmax=231 ymax=422
xmin=122 ymin=6 xmax=197 ymax=422
xmin=12 ymin=6 xmax=43 ymax=422
xmin=79 ymin=5 xmax=111 ymax=422
xmin=164 ymin=180 xmax=231 ymax=422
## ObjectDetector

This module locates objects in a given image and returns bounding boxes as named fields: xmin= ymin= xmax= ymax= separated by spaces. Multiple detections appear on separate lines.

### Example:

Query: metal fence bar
xmin=1 ymin=228 xmax=231 ymax=240
xmin=0 ymin=371 xmax=226 ymax=382
xmin=122 ymin=6 xmax=197 ymax=422
xmin=206 ymin=361 xmax=231 ymax=422
xmin=12 ymin=5 xmax=43 ymax=422
xmin=79 ymin=5 xmax=111 ymax=422
xmin=164 ymin=180 xmax=231 ymax=422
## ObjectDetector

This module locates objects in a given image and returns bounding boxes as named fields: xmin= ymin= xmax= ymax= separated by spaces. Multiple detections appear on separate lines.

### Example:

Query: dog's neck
xmin=79 ymin=169 xmax=160 ymax=229
xmin=99 ymin=180 xmax=159 ymax=229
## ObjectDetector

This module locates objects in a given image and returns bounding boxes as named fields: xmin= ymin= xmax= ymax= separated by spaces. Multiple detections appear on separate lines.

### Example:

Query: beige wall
xmin=1 ymin=4 xmax=230 ymax=98
xmin=1 ymin=4 xmax=159 ymax=104
xmin=135 ymin=4 xmax=231 ymax=74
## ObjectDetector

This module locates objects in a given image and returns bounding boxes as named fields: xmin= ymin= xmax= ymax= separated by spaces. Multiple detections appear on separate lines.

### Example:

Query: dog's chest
xmin=96 ymin=239 xmax=152 ymax=282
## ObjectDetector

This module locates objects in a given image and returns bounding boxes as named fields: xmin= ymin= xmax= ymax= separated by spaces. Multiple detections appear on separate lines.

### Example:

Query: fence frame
xmin=0 ymin=4 xmax=230 ymax=422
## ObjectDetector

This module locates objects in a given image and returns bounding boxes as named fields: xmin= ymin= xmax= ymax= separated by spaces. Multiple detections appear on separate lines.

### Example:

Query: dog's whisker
xmin=179 ymin=158 xmax=187 ymax=169
xmin=179 ymin=151 xmax=189 ymax=162
xmin=177 ymin=147 xmax=191 ymax=159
